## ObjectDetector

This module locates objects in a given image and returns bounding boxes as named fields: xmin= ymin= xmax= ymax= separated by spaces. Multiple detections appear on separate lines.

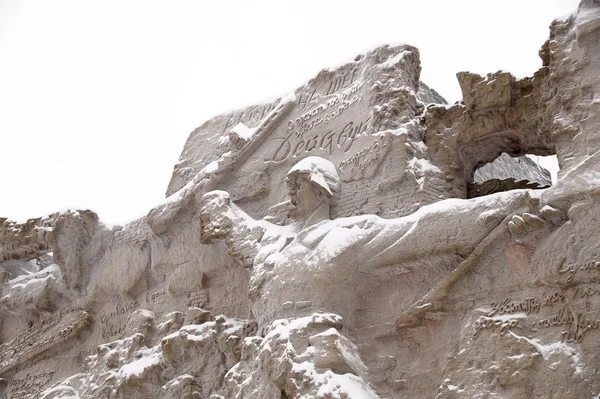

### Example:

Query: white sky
xmin=0 ymin=0 xmax=579 ymax=225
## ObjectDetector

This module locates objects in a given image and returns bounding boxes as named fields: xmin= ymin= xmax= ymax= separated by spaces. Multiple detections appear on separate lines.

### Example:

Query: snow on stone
xmin=230 ymin=122 xmax=256 ymax=141
xmin=118 ymin=352 xmax=162 ymax=378
xmin=8 ymin=264 xmax=58 ymax=287
xmin=408 ymin=157 xmax=442 ymax=173
xmin=509 ymin=331 xmax=584 ymax=375
xmin=378 ymin=50 xmax=412 ymax=69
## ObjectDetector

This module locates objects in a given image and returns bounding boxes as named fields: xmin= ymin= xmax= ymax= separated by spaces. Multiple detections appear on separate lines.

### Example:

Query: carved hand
xmin=199 ymin=190 xmax=234 ymax=244
xmin=508 ymin=205 xmax=565 ymax=240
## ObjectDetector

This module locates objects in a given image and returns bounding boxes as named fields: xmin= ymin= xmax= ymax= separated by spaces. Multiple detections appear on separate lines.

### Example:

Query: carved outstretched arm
xmin=356 ymin=190 xmax=542 ymax=268
xmin=393 ymin=195 xmax=567 ymax=330
xmin=200 ymin=190 xmax=271 ymax=267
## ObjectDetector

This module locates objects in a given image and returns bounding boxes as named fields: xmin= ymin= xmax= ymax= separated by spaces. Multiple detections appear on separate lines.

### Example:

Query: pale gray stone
xmin=2 ymin=1 xmax=600 ymax=397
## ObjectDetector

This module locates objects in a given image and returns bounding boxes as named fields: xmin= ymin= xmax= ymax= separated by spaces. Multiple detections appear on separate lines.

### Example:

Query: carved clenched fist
xmin=199 ymin=190 xmax=234 ymax=244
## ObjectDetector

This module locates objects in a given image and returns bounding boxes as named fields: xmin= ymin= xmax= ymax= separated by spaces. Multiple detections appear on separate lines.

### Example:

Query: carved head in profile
xmin=286 ymin=157 xmax=340 ymax=217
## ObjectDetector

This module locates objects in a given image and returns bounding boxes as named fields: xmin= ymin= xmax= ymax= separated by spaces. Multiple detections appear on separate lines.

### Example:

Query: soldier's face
xmin=287 ymin=175 xmax=323 ymax=216
xmin=288 ymin=175 xmax=310 ymax=207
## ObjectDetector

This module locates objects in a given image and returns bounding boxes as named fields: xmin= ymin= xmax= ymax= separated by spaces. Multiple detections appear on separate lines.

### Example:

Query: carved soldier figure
xmin=199 ymin=156 xmax=542 ymax=398
xmin=200 ymin=156 xmax=541 ymax=329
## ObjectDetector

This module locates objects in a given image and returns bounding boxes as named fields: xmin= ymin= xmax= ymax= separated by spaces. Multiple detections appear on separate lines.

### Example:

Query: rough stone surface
xmin=472 ymin=153 xmax=551 ymax=187
xmin=2 ymin=2 xmax=600 ymax=397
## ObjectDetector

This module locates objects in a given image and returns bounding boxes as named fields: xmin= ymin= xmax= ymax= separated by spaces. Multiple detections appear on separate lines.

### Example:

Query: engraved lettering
xmin=487 ymin=297 xmax=541 ymax=316
xmin=100 ymin=300 xmax=140 ymax=327
xmin=558 ymin=260 xmax=600 ymax=282
xmin=529 ymin=307 xmax=575 ymax=332
xmin=269 ymin=137 xmax=292 ymax=163
xmin=473 ymin=316 xmax=521 ymax=338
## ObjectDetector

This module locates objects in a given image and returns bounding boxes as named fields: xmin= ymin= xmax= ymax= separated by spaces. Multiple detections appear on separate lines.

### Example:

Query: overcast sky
xmin=0 ymin=0 xmax=579 ymax=225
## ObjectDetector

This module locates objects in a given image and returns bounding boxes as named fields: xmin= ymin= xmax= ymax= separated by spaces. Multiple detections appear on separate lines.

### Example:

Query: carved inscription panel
xmin=0 ymin=278 xmax=212 ymax=386
xmin=255 ymin=47 xmax=418 ymax=183
xmin=264 ymin=79 xmax=372 ymax=169
xmin=3 ymin=369 xmax=56 ymax=398
xmin=218 ymin=46 xmax=432 ymax=220
xmin=0 ymin=309 xmax=90 ymax=375
xmin=471 ymin=258 xmax=600 ymax=345
xmin=84 ymin=285 xmax=210 ymax=354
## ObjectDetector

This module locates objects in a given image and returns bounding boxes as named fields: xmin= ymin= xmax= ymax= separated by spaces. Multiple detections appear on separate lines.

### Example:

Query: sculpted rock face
xmin=2 ymin=2 xmax=600 ymax=397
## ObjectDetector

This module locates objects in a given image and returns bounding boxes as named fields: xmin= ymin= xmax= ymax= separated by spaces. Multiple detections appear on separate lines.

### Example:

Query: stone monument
xmin=1 ymin=1 xmax=600 ymax=397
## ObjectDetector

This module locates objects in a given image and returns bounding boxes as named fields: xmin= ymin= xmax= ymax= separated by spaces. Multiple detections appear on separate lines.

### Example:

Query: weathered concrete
xmin=2 ymin=1 xmax=600 ymax=397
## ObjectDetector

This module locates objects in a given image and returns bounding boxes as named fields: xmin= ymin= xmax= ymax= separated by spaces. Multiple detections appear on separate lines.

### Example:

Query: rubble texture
xmin=1 ymin=1 xmax=600 ymax=397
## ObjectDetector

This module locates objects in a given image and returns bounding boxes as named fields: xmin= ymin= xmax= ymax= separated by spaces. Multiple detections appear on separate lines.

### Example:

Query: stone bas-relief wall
xmin=169 ymin=44 xmax=455 ymax=224
xmin=1 ymin=1 xmax=600 ymax=397
xmin=433 ymin=206 xmax=600 ymax=398
xmin=0 ymin=208 xmax=250 ymax=398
